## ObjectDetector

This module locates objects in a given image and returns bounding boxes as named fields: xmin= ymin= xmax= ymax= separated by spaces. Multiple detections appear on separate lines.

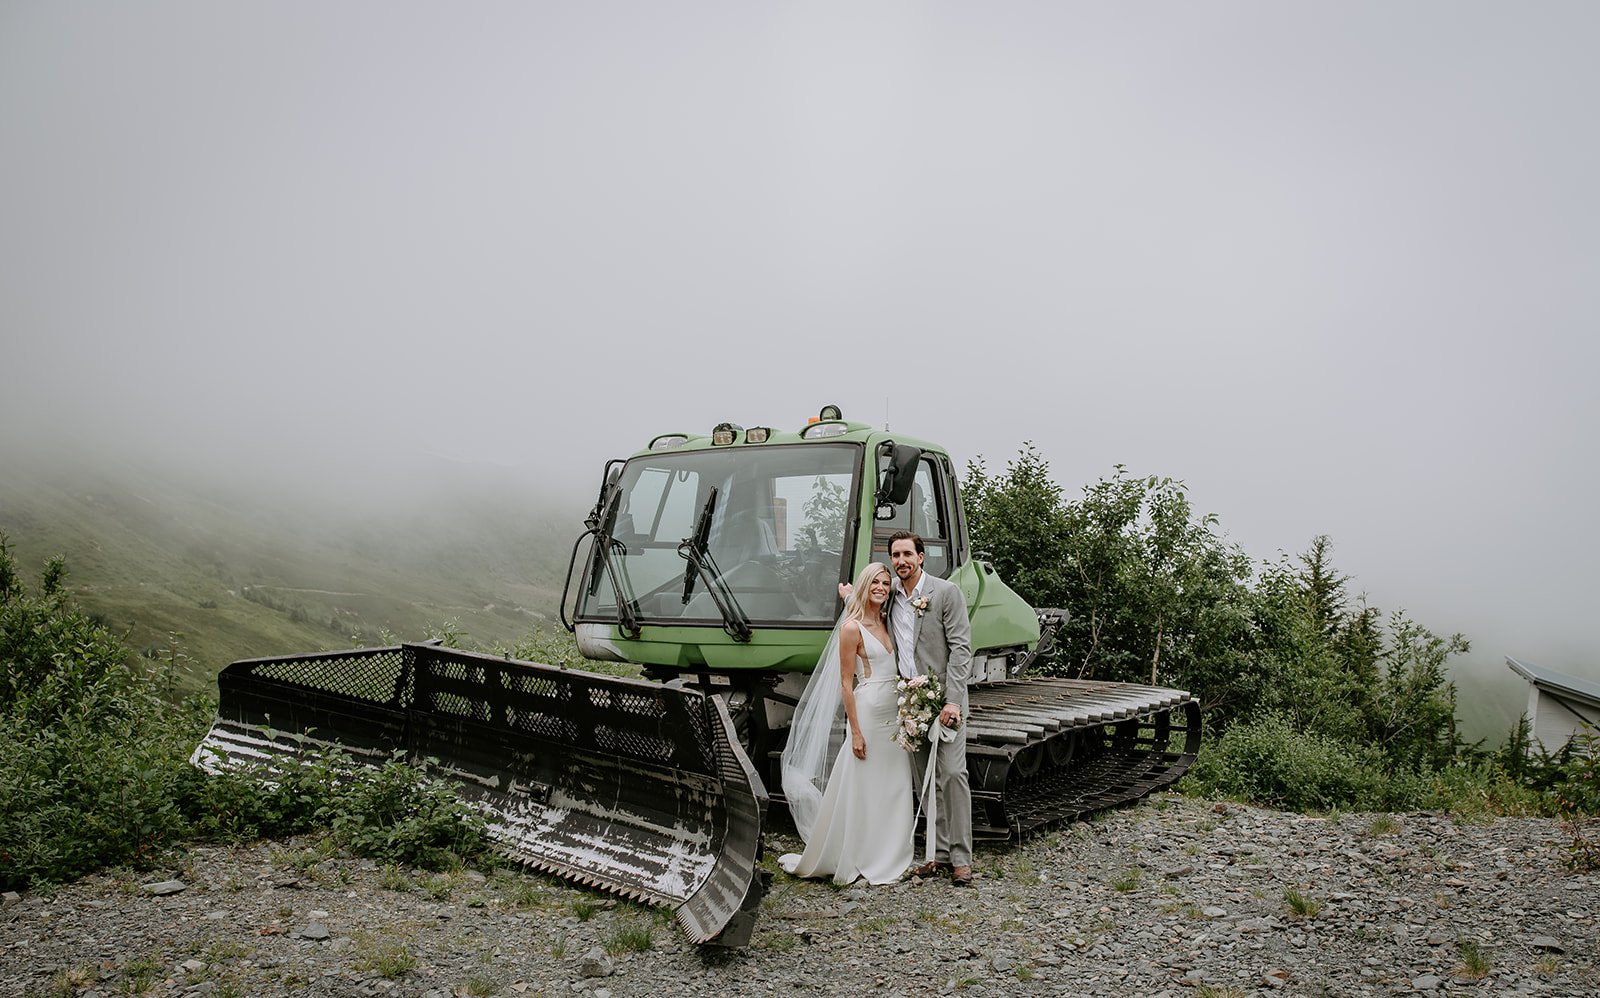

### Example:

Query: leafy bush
xmin=1412 ymin=758 xmax=1545 ymax=818
xmin=0 ymin=710 xmax=202 ymax=889
xmin=505 ymin=626 xmax=585 ymax=668
xmin=181 ymin=745 xmax=344 ymax=843
xmin=1529 ymin=726 xmax=1600 ymax=814
xmin=0 ymin=547 xmax=137 ymax=728
xmin=1189 ymin=713 xmax=1558 ymax=816
xmin=1528 ymin=726 xmax=1600 ymax=868
xmin=187 ymin=749 xmax=489 ymax=870
xmin=327 ymin=753 xmax=490 ymax=869
xmin=1187 ymin=712 xmax=1388 ymax=812
xmin=0 ymin=537 xmax=208 ymax=889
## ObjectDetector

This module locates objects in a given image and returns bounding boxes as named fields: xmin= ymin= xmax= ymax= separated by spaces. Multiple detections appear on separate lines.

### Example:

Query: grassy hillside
xmin=0 ymin=458 xmax=581 ymax=695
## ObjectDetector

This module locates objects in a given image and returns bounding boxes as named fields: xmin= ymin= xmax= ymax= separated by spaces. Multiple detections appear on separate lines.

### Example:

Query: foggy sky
xmin=3 ymin=2 xmax=1597 ymax=712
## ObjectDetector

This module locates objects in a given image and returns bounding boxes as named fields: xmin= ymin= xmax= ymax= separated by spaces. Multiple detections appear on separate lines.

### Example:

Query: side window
xmin=872 ymin=457 xmax=951 ymax=578
xmin=908 ymin=462 xmax=945 ymax=541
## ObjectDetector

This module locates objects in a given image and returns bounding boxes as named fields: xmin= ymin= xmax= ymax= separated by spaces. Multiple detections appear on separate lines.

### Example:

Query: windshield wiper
xmin=677 ymin=487 xmax=753 ymax=642
xmin=561 ymin=474 xmax=641 ymax=638
xmin=596 ymin=537 xmax=641 ymax=638
xmin=679 ymin=487 xmax=716 ymax=605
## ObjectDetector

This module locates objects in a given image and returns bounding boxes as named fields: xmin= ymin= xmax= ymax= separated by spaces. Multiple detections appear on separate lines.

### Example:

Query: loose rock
xmin=580 ymin=947 xmax=615 ymax=978
xmin=0 ymin=795 xmax=1594 ymax=996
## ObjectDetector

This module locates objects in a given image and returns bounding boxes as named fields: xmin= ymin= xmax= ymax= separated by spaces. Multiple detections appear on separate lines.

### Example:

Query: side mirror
xmin=876 ymin=442 xmax=922 ymax=508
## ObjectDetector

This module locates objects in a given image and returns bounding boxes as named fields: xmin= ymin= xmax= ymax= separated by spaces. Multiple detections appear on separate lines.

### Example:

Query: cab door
xmin=870 ymin=451 xmax=1039 ymax=669
xmin=870 ymin=452 xmax=959 ymax=578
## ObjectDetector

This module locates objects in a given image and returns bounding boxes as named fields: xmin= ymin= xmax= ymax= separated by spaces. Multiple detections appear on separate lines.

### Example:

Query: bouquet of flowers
xmin=891 ymin=673 xmax=948 ymax=751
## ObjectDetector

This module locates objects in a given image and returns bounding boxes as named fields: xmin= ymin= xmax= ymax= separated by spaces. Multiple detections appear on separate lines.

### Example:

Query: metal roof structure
xmin=1506 ymin=657 xmax=1600 ymax=707
xmin=1506 ymin=656 xmax=1600 ymax=753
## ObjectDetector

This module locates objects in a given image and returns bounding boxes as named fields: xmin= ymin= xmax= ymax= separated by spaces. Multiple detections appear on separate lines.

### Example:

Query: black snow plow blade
xmin=965 ymin=678 xmax=1201 ymax=839
xmin=192 ymin=643 xmax=766 ymax=946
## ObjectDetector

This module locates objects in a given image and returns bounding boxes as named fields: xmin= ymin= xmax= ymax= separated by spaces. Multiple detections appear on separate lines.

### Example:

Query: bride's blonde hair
xmin=844 ymin=562 xmax=893 ymax=624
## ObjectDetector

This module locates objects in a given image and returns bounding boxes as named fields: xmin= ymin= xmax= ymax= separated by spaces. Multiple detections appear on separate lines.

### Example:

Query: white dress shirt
xmin=891 ymin=571 xmax=927 ymax=679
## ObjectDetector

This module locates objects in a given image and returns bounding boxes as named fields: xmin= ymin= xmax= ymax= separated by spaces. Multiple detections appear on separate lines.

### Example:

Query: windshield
xmin=577 ymin=442 xmax=859 ymax=626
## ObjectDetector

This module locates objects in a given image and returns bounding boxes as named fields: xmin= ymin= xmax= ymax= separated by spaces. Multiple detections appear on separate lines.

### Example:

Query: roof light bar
xmin=801 ymin=421 xmax=847 ymax=439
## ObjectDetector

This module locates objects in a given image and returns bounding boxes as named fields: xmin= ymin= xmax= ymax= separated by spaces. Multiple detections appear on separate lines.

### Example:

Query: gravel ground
xmin=3 ymin=794 xmax=1597 ymax=998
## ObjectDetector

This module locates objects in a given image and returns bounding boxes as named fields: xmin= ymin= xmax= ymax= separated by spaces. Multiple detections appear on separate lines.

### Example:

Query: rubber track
xmin=965 ymin=678 xmax=1202 ymax=840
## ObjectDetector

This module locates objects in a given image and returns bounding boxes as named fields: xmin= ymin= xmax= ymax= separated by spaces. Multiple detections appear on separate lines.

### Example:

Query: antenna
xmin=884 ymin=397 xmax=890 ymax=431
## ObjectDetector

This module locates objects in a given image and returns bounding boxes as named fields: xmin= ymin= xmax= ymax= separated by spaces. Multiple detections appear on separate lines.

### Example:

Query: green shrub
xmin=327 ymin=753 xmax=490 ymax=870
xmin=1187 ymin=712 xmax=1556 ymax=816
xmin=505 ymin=627 xmax=585 ymax=668
xmin=181 ymin=746 xmax=344 ymax=843
xmin=0 ymin=546 xmax=134 ymax=728
xmin=1549 ymin=727 xmax=1600 ymax=814
xmin=187 ymin=747 xmax=490 ymax=870
xmin=0 ymin=709 xmax=207 ymax=889
xmin=1534 ymin=727 xmax=1600 ymax=868
xmin=0 ymin=538 xmax=207 ymax=889
xmin=1187 ymin=712 xmax=1388 ymax=811
xmin=1413 ymin=758 xmax=1545 ymax=818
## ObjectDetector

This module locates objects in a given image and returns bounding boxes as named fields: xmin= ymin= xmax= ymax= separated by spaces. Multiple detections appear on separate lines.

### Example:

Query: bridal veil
xmin=778 ymin=611 xmax=849 ymax=842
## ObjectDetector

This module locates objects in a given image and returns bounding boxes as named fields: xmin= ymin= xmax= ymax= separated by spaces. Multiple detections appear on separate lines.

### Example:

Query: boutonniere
xmin=910 ymin=595 xmax=931 ymax=617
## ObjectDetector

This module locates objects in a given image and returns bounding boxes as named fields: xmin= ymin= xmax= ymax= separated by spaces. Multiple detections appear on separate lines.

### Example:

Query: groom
xmin=887 ymin=530 xmax=975 ymax=886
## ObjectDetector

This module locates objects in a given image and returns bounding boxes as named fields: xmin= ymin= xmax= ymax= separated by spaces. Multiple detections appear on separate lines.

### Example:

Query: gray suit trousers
xmin=913 ymin=725 xmax=972 ymax=868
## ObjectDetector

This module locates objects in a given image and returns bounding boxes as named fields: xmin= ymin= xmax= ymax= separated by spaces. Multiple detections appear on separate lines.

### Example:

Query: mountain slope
xmin=0 ymin=457 xmax=579 ymax=693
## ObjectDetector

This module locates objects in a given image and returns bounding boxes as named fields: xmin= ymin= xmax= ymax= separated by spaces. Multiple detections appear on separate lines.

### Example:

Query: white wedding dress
xmin=779 ymin=628 xmax=913 ymax=884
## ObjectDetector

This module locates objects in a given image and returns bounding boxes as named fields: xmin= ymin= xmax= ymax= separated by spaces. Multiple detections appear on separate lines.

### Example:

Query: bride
xmin=779 ymin=562 xmax=913 ymax=884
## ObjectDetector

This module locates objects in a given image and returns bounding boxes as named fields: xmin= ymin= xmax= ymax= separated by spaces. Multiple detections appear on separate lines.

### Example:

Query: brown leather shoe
xmin=950 ymin=865 xmax=974 ymax=887
xmin=910 ymin=860 xmax=950 ymax=878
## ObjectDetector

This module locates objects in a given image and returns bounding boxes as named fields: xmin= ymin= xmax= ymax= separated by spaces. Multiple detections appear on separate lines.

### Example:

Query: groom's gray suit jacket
xmin=908 ymin=573 xmax=974 ymax=712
